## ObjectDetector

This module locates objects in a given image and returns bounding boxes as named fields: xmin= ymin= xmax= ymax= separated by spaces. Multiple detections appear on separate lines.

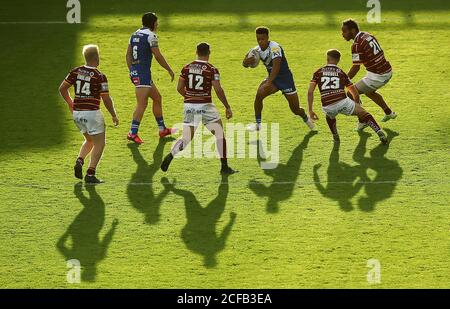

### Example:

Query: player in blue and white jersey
xmin=243 ymin=27 xmax=315 ymax=132
xmin=126 ymin=12 xmax=177 ymax=143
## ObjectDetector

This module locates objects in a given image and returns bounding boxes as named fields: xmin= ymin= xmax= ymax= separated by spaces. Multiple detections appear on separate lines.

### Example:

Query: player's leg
xmin=85 ymin=132 xmax=106 ymax=183
xmin=248 ymin=80 xmax=278 ymax=131
xmin=325 ymin=116 xmax=340 ymax=143
xmin=284 ymin=92 xmax=316 ymax=131
xmin=148 ymin=83 xmax=177 ymax=138
xmin=365 ymin=91 xmax=397 ymax=122
xmin=161 ymin=125 xmax=196 ymax=172
xmin=128 ymin=86 xmax=150 ymax=144
xmin=74 ymin=133 xmax=93 ymax=179
xmin=352 ymin=103 xmax=388 ymax=144
xmin=355 ymin=77 xmax=397 ymax=122
xmin=205 ymin=119 xmax=236 ymax=174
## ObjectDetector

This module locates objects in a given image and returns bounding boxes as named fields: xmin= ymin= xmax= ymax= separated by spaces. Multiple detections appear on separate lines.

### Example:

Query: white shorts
xmin=322 ymin=97 xmax=356 ymax=119
xmin=73 ymin=110 xmax=105 ymax=135
xmin=183 ymin=103 xmax=220 ymax=126
xmin=356 ymin=70 xmax=393 ymax=93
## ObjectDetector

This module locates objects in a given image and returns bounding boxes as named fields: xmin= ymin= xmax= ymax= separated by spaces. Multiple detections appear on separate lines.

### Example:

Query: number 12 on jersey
xmin=188 ymin=74 xmax=204 ymax=90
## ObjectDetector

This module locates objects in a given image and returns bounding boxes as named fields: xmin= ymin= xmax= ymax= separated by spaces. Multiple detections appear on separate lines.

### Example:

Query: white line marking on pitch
xmin=1 ymin=180 xmax=449 ymax=190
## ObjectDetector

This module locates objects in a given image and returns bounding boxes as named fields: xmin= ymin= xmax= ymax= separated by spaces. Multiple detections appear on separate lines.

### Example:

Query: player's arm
xmin=347 ymin=64 xmax=360 ymax=80
xmin=101 ymin=93 xmax=119 ymax=126
xmin=307 ymin=82 xmax=319 ymax=121
xmin=242 ymin=53 xmax=254 ymax=68
xmin=267 ymin=57 xmax=281 ymax=84
xmin=126 ymin=44 xmax=132 ymax=70
xmin=212 ymin=80 xmax=232 ymax=119
xmin=177 ymin=77 xmax=186 ymax=96
xmin=58 ymin=81 xmax=74 ymax=113
xmin=151 ymin=47 xmax=175 ymax=81
xmin=347 ymin=84 xmax=360 ymax=104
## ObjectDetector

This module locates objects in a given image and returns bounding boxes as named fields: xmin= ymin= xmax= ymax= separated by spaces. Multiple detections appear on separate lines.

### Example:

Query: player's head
xmin=342 ymin=19 xmax=359 ymax=41
xmin=326 ymin=49 xmax=341 ymax=64
xmin=255 ymin=26 xmax=270 ymax=50
xmin=196 ymin=42 xmax=211 ymax=59
xmin=82 ymin=44 xmax=100 ymax=66
xmin=142 ymin=12 xmax=158 ymax=31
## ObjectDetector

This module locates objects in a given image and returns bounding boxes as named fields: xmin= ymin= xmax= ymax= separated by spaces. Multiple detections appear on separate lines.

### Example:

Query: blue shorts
xmin=130 ymin=67 xmax=153 ymax=87
xmin=272 ymin=72 xmax=297 ymax=95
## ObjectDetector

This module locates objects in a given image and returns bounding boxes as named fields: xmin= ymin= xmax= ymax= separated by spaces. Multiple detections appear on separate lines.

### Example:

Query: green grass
xmin=0 ymin=0 xmax=449 ymax=288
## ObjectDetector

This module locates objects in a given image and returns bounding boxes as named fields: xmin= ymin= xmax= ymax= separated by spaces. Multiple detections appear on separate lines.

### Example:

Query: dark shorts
xmin=272 ymin=72 xmax=297 ymax=95
xmin=130 ymin=67 xmax=153 ymax=87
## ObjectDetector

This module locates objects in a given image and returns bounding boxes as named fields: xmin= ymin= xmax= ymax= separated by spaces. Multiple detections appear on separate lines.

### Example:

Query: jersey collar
xmin=354 ymin=31 xmax=362 ymax=40
xmin=195 ymin=59 xmax=208 ymax=63
xmin=83 ymin=65 xmax=97 ymax=69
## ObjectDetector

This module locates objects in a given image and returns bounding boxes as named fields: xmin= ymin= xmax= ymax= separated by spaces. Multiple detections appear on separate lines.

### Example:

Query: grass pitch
xmin=0 ymin=0 xmax=449 ymax=288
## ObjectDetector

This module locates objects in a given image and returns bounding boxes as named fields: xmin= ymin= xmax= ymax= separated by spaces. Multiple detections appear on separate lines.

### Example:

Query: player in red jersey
xmin=59 ymin=44 xmax=119 ymax=183
xmin=308 ymin=49 xmax=388 ymax=144
xmin=342 ymin=19 xmax=397 ymax=131
xmin=160 ymin=42 xmax=236 ymax=175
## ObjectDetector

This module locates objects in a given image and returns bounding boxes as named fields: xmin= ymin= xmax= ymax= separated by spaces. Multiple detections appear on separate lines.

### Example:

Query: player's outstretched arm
xmin=347 ymin=64 xmax=360 ymax=80
xmin=307 ymin=82 xmax=319 ymax=121
xmin=126 ymin=44 xmax=132 ymax=70
xmin=58 ymin=81 xmax=74 ymax=113
xmin=151 ymin=47 xmax=175 ymax=81
xmin=212 ymin=80 xmax=232 ymax=119
xmin=101 ymin=93 xmax=119 ymax=127
xmin=177 ymin=77 xmax=186 ymax=96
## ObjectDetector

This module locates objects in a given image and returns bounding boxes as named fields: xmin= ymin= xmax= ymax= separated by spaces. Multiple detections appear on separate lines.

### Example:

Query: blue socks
xmin=255 ymin=115 xmax=262 ymax=125
xmin=156 ymin=116 xmax=166 ymax=131
xmin=130 ymin=117 xmax=166 ymax=134
xmin=130 ymin=120 xmax=140 ymax=135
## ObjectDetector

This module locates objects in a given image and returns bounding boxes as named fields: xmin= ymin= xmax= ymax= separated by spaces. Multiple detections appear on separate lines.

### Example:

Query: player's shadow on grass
xmin=126 ymin=138 xmax=174 ymax=225
xmin=353 ymin=129 xmax=403 ymax=212
xmin=56 ymin=183 xmax=118 ymax=282
xmin=249 ymin=131 xmax=317 ymax=213
xmin=313 ymin=129 xmax=403 ymax=212
xmin=313 ymin=143 xmax=367 ymax=212
xmin=164 ymin=175 xmax=236 ymax=268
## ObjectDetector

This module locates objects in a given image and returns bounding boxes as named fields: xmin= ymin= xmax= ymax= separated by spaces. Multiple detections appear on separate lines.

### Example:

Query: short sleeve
xmin=212 ymin=67 xmax=220 ymax=81
xmin=99 ymin=74 xmax=109 ymax=93
xmin=342 ymin=72 xmax=352 ymax=87
xmin=270 ymin=42 xmax=283 ymax=59
xmin=180 ymin=66 xmax=188 ymax=79
xmin=310 ymin=70 xmax=319 ymax=83
xmin=352 ymin=43 xmax=364 ymax=64
xmin=64 ymin=69 xmax=77 ymax=85
xmin=148 ymin=33 xmax=158 ymax=48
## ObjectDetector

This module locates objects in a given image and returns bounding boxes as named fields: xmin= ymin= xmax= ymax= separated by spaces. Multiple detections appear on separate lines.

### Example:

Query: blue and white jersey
xmin=129 ymin=27 xmax=159 ymax=72
xmin=254 ymin=41 xmax=291 ymax=76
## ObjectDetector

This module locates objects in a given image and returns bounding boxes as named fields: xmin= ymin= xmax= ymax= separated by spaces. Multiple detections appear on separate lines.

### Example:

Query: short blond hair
xmin=82 ymin=44 xmax=99 ymax=62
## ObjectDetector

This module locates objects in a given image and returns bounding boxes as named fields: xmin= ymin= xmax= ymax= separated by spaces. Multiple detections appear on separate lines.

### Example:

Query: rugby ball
xmin=246 ymin=48 xmax=260 ymax=68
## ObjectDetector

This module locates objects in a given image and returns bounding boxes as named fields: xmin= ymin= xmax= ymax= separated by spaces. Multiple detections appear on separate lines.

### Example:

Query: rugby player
xmin=126 ymin=12 xmax=176 ymax=144
xmin=160 ymin=43 xmax=236 ymax=175
xmin=242 ymin=26 xmax=315 ymax=132
xmin=59 ymin=44 xmax=119 ymax=183
xmin=308 ymin=49 xmax=388 ymax=144
xmin=342 ymin=19 xmax=397 ymax=131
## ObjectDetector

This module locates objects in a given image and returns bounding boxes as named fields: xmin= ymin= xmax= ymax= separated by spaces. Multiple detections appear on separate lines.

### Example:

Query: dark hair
xmin=327 ymin=49 xmax=341 ymax=61
xmin=197 ymin=42 xmax=210 ymax=56
xmin=255 ymin=26 xmax=269 ymax=36
xmin=342 ymin=19 xmax=359 ymax=32
xmin=142 ymin=12 xmax=158 ymax=30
